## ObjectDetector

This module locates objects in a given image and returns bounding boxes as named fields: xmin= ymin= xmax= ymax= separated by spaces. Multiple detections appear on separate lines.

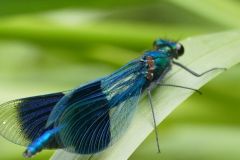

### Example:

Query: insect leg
xmin=157 ymin=83 xmax=202 ymax=95
xmin=172 ymin=60 xmax=226 ymax=77
xmin=147 ymin=89 xmax=161 ymax=153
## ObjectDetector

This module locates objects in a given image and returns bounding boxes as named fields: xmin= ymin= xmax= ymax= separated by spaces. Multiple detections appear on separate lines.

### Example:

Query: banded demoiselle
xmin=0 ymin=39 xmax=223 ymax=158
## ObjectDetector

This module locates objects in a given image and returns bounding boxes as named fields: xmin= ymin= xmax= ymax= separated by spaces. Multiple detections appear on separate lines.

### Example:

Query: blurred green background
xmin=0 ymin=0 xmax=240 ymax=159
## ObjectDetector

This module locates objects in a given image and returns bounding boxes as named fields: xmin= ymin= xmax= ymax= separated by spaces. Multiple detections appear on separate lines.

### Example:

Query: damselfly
xmin=0 ymin=39 xmax=224 ymax=158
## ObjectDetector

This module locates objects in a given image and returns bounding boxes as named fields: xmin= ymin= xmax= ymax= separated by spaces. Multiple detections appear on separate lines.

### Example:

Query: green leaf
xmin=51 ymin=30 xmax=240 ymax=160
xmin=169 ymin=0 xmax=240 ymax=28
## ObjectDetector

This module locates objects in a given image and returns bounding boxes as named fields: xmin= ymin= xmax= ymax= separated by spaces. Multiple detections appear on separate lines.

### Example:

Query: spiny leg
xmin=147 ymin=89 xmax=161 ymax=153
xmin=172 ymin=60 xmax=226 ymax=77
xmin=157 ymin=83 xmax=202 ymax=95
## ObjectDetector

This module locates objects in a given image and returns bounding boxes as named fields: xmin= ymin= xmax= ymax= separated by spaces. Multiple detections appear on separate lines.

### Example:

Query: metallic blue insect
xmin=0 ymin=39 xmax=223 ymax=158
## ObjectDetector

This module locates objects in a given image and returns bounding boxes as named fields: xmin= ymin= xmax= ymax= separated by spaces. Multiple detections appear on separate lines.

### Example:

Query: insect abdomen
xmin=23 ymin=127 xmax=61 ymax=158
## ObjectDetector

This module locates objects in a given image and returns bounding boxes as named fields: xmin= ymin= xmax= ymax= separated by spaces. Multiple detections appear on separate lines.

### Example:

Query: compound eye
xmin=176 ymin=43 xmax=184 ymax=57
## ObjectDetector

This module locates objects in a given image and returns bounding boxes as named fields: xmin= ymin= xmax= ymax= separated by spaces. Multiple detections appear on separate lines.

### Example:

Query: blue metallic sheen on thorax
xmin=143 ymin=50 xmax=171 ymax=81
xmin=144 ymin=51 xmax=170 ymax=67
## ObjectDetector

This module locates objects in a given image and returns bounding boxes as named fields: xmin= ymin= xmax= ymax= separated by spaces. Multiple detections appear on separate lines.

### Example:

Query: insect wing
xmin=0 ymin=92 xmax=65 ymax=147
xmin=49 ymin=59 xmax=146 ymax=154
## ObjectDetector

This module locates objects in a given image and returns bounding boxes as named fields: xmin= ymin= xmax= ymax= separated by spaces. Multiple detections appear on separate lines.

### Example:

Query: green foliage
xmin=0 ymin=0 xmax=239 ymax=160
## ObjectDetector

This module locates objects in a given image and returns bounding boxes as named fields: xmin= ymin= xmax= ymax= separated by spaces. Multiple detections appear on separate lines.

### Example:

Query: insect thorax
xmin=143 ymin=51 xmax=171 ymax=81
